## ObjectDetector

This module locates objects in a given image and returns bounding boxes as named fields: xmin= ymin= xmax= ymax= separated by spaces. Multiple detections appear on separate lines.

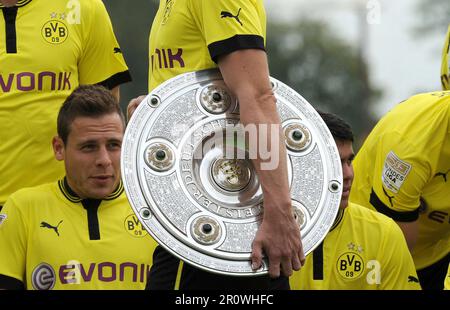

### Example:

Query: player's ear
xmin=52 ymin=136 xmax=65 ymax=161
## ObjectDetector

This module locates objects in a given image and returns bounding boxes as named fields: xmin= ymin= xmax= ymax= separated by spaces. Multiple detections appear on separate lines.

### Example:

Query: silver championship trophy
xmin=121 ymin=69 xmax=342 ymax=276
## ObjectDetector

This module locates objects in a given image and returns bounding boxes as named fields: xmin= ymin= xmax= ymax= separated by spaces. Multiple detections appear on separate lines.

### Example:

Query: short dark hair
xmin=317 ymin=110 xmax=354 ymax=142
xmin=57 ymin=85 xmax=125 ymax=144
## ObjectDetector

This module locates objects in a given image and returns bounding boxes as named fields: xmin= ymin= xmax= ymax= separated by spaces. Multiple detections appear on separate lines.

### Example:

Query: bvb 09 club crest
xmin=41 ymin=19 xmax=68 ymax=44
xmin=122 ymin=69 xmax=343 ymax=276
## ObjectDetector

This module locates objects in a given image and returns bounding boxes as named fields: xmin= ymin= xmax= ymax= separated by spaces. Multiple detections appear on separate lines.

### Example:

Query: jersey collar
xmin=58 ymin=177 xmax=124 ymax=203
xmin=329 ymin=208 xmax=345 ymax=231
xmin=0 ymin=0 xmax=32 ymax=8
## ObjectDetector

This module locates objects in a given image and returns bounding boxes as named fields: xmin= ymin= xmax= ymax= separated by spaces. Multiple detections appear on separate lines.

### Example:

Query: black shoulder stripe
xmin=97 ymin=70 xmax=132 ymax=90
xmin=0 ymin=274 xmax=24 ymax=290
xmin=370 ymin=188 xmax=419 ymax=222
xmin=208 ymin=34 xmax=265 ymax=63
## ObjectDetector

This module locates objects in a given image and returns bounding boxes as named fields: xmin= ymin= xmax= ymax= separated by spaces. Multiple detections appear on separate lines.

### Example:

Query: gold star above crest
xmin=60 ymin=13 xmax=66 ymax=20
xmin=347 ymin=242 xmax=355 ymax=250
xmin=50 ymin=12 xmax=57 ymax=19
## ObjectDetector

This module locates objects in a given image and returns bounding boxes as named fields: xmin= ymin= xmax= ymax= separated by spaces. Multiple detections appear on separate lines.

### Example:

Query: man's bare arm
xmin=218 ymin=49 xmax=305 ymax=277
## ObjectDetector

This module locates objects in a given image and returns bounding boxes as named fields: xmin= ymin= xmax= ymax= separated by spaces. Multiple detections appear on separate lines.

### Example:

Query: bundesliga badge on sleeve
xmin=122 ymin=69 xmax=342 ymax=276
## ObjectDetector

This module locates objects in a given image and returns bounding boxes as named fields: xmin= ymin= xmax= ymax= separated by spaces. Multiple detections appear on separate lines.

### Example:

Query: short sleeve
xmin=78 ymin=0 xmax=131 ymax=89
xmin=197 ymin=0 xmax=266 ymax=62
xmin=370 ymin=133 xmax=431 ymax=221
xmin=0 ymin=195 xmax=28 ymax=283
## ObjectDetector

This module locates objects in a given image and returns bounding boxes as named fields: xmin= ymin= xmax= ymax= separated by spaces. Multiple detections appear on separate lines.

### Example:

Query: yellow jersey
xmin=290 ymin=203 xmax=421 ymax=290
xmin=0 ymin=179 xmax=157 ymax=290
xmin=0 ymin=0 xmax=131 ymax=205
xmin=350 ymin=92 xmax=450 ymax=270
xmin=148 ymin=0 xmax=266 ymax=91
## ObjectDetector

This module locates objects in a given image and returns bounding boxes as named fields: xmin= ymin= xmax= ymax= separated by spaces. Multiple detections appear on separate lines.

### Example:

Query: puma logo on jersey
xmin=408 ymin=275 xmax=419 ymax=283
xmin=41 ymin=220 xmax=63 ymax=236
xmin=113 ymin=47 xmax=122 ymax=54
xmin=221 ymin=8 xmax=243 ymax=26
xmin=434 ymin=170 xmax=450 ymax=182
xmin=382 ymin=187 xmax=394 ymax=207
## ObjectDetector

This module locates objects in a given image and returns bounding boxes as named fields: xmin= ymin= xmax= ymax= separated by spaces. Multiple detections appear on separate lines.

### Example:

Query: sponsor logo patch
xmin=32 ymin=263 xmax=56 ymax=290
xmin=382 ymin=151 xmax=411 ymax=193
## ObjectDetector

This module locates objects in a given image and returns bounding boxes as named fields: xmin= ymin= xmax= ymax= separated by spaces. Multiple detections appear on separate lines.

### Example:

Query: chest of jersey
xmin=149 ymin=1 xmax=213 ymax=87
xmin=321 ymin=238 xmax=379 ymax=288
xmin=26 ymin=200 xmax=154 ymax=290
xmin=0 ymin=1 xmax=82 ymax=95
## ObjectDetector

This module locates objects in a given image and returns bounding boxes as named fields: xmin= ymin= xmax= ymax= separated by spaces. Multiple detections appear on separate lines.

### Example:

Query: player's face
xmin=0 ymin=0 xmax=18 ymax=7
xmin=336 ymin=140 xmax=354 ymax=209
xmin=53 ymin=113 xmax=124 ymax=199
